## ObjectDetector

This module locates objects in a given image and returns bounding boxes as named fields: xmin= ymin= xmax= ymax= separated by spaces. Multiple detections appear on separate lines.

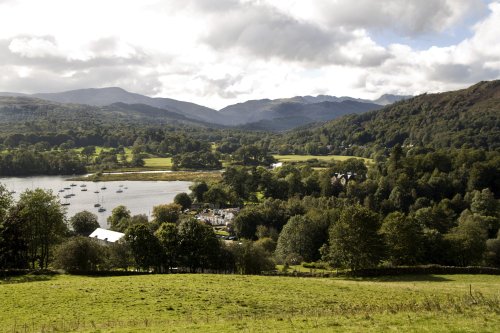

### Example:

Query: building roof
xmin=89 ymin=228 xmax=125 ymax=243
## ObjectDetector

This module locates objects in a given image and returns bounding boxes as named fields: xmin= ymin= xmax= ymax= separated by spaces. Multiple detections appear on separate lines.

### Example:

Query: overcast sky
xmin=0 ymin=0 xmax=499 ymax=109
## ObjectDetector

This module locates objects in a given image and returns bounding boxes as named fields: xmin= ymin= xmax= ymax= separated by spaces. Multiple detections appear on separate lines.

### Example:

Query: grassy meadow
xmin=72 ymin=171 xmax=222 ymax=182
xmin=273 ymin=154 xmax=373 ymax=164
xmin=144 ymin=157 xmax=172 ymax=169
xmin=0 ymin=274 xmax=499 ymax=332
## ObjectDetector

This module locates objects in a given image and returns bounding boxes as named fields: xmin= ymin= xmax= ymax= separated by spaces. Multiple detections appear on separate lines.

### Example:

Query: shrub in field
xmin=53 ymin=237 xmax=107 ymax=272
xmin=228 ymin=239 xmax=275 ymax=274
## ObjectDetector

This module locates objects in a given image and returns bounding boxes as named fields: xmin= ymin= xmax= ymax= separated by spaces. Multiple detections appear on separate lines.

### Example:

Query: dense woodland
xmin=0 ymin=81 xmax=499 ymax=273
xmin=274 ymin=81 xmax=500 ymax=156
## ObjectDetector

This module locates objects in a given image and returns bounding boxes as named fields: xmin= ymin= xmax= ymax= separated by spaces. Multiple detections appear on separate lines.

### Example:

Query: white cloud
xmin=264 ymin=0 xmax=486 ymax=36
xmin=0 ymin=0 xmax=498 ymax=109
xmin=9 ymin=37 xmax=61 ymax=58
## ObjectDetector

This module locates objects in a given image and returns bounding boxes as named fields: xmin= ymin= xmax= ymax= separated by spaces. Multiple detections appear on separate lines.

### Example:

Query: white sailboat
xmin=97 ymin=195 xmax=106 ymax=212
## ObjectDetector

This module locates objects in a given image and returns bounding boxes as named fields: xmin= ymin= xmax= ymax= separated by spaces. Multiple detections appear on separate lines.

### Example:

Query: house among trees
xmin=271 ymin=162 xmax=283 ymax=169
xmin=331 ymin=172 xmax=357 ymax=186
xmin=196 ymin=208 xmax=239 ymax=226
xmin=89 ymin=228 xmax=125 ymax=244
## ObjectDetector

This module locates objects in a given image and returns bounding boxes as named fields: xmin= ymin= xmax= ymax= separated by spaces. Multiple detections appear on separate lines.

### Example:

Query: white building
xmin=271 ymin=162 xmax=283 ymax=169
xmin=89 ymin=228 xmax=125 ymax=244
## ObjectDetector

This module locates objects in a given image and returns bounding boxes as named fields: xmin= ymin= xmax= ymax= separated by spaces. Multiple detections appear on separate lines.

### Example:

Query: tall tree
xmin=70 ymin=211 xmax=99 ymax=236
xmin=107 ymin=205 xmax=131 ymax=232
xmin=0 ymin=206 xmax=29 ymax=269
xmin=444 ymin=210 xmax=488 ymax=266
xmin=275 ymin=214 xmax=326 ymax=262
xmin=326 ymin=205 xmax=383 ymax=271
xmin=125 ymin=224 xmax=162 ymax=272
xmin=152 ymin=203 xmax=181 ymax=224
xmin=380 ymin=212 xmax=423 ymax=265
xmin=18 ymin=188 xmax=68 ymax=269
xmin=155 ymin=222 xmax=179 ymax=272
xmin=173 ymin=192 xmax=192 ymax=210
xmin=177 ymin=218 xmax=220 ymax=272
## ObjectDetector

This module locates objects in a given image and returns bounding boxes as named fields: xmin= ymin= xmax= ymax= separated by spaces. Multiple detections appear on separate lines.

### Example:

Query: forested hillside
xmin=275 ymin=81 xmax=500 ymax=155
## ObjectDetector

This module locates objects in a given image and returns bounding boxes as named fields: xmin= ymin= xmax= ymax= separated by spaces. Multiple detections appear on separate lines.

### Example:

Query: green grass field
xmin=0 ymin=274 xmax=498 ymax=332
xmin=273 ymin=154 xmax=373 ymax=164
xmin=144 ymin=157 xmax=172 ymax=168
xmin=71 ymin=171 xmax=222 ymax=182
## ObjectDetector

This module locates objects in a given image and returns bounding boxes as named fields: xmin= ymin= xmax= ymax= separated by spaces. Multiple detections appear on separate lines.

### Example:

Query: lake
xmin=0 ymin=176 xmax=192 ymax=228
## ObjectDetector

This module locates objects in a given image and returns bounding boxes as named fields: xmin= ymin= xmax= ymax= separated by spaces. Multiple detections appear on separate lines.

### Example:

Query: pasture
xmin=144 ymin=157 xmax=173 ymax=169
xmin=273 ymin=154 xmax=373 ymax=164
xmin=0 ymin=274 xmax=498 ymax=332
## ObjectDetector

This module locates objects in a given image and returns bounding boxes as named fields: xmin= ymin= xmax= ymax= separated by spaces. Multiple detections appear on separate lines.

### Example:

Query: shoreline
xmin=68 ymin=170 xmax=223 ymax=182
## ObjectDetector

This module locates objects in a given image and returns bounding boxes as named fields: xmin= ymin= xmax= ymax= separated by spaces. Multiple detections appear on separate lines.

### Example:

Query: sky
xmin=0 ymin=0 xmax=499 ymax=109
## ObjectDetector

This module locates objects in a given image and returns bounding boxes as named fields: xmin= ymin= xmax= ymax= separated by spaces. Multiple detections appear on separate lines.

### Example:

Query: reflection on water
xmin=0 ymin=176 xmax=192 ymax=228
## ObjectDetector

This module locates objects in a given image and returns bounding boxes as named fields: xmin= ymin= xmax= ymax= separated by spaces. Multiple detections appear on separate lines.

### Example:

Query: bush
xmin=53 ymin=237 xmax=107 ymax=272
xmin=302 ymin=262 xmax=329 ymax=270
xmin=70 ymin=211 xmax=99 ymax=236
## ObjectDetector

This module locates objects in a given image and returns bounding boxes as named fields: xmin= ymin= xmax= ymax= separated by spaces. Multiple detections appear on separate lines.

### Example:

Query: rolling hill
xmin=0 ymin=87 xmax=225 ymax=124
xmin=220 ymin=99 xmax=383 ymax=129
xmin=0 ymin=96 xmax=217 ymax=133
xmin=278 ymin=80 xmax=500 ymax=151
xmin=0 ymin=88 xmax=408 ymax=129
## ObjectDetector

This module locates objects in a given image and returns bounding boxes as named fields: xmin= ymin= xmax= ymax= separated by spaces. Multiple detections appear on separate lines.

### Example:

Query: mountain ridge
xmin=0 ymin=87 xmax=410 ymax=129
xmin=277 ymin=80 xmax=500 ymax=152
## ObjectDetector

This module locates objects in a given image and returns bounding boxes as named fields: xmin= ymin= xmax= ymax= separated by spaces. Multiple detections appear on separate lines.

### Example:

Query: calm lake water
xmin=0 ymin=176 xmax=192 ymax=228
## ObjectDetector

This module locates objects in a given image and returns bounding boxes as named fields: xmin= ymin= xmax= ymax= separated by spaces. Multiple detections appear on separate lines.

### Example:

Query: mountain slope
xmin=31 ymin=87 xmax=225 ymax=124
xmin=279 ymin=80 xmax=500 ymax=151
xmin=1 ymin=88 xmax=409 ymax=129
xmin=219 ymin=98 xmax=382 ymax=127
xmin=0 ymin=96 xmax=217 ymax=133
xmin=374 ymin=94 xmax=412 ymax=105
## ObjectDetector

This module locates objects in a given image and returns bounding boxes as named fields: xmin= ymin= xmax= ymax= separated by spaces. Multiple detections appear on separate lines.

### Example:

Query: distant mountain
xmin=279 ymin=80 xmax=500 ymax=151
xmin=0 ymin=88 xmax=410 ymax=130
xmin=219 ymin=98 xmax=382 ymax=128
xmin=32 ymin=87 xmax=226 ymax=124
xmin=104 ymin=102 xmax=218 ymax=127
xmin=0 ymin=92 xmax=28 ymax=97
xmin=0 ymin=87 xmax=224 ymax=124
xmin=0 ymin=96 xmax=218 ymax=131
xmin=373 ymin=94 xmax=412 ymax=105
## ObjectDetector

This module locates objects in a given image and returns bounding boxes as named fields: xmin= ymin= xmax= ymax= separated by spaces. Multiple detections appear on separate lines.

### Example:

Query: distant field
xmin=274 ymin=154 xmax=373 ymax=164
xmin=144 ymin=157 xmax=172 ymax=168
xmin=73 ymin=146 xmax=133 ymax=159
xmin=71 ymin=171 xmax=221 ymax=182
xmin=0 ymin=274 xmax=498 ymax=332
xmin=74 ymin=147 xmax=172 ymax=170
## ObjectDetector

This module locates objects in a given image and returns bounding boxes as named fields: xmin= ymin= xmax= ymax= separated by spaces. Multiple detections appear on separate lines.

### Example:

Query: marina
xmin=0 ymin=176 xmax=191 ymax=227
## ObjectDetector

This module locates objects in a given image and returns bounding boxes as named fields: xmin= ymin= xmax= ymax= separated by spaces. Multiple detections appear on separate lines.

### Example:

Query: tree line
xmin=0 ymin=188 xmax=274 ymax=274
xmin=1 ymin=146 xmax=499 ymax=274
